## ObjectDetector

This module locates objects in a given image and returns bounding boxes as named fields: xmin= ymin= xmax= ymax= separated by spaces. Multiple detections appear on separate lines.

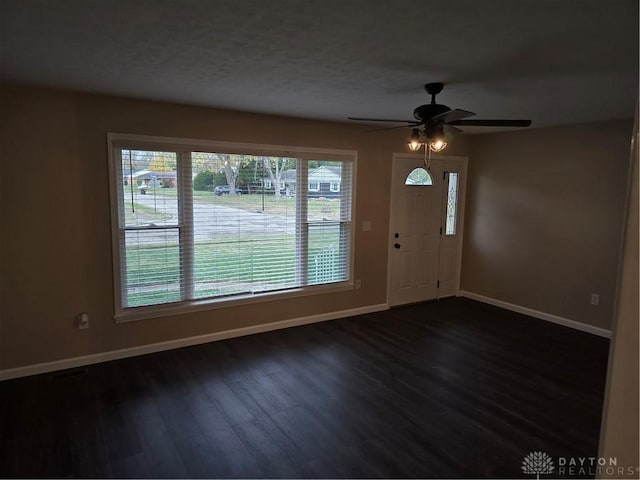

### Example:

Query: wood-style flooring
xmin=0 ymin=298 xmax=610 ymax=478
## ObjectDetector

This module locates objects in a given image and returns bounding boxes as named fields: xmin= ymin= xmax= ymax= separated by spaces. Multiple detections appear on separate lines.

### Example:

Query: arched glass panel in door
xmin=405 ymin=167 xmax=433 ymax=186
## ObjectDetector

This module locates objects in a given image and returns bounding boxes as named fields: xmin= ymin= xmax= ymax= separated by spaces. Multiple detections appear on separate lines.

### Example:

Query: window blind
xmin=112 ymin=139 xmax=354 ymax=313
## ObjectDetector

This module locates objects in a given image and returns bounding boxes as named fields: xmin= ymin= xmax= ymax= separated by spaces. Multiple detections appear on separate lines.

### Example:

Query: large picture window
xmin=109 ymin=134 xmax=355 ymax=320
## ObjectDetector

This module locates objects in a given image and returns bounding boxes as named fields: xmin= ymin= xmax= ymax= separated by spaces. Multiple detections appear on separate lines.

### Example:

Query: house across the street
xmin=124 ymin=170 xmax=177 ymax=189
xmin=263 ymin=165 xmax=342 ymax=198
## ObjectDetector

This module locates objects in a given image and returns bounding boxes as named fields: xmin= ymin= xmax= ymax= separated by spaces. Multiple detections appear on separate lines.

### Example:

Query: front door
xmin=388 ymin=156 xmax=444 ymax=306
xmin=388 ymin=154 xmax=466 ymax=307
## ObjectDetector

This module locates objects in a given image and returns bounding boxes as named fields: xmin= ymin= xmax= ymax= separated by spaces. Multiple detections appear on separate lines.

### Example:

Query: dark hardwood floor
xmin=0 ymin=298 xmax=610 ymax=478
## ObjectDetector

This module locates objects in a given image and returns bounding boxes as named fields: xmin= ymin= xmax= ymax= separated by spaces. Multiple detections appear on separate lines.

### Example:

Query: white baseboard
xmin=460 ymin=291 xmax=611 ymax=338
xmin=0 ymin=303 xmax=389 ymax=382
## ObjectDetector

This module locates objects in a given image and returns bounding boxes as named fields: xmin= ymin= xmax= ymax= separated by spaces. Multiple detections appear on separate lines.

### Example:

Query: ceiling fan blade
xmin=362 ymin=124 xmax=419 ymax=133
xmin=444 ymin=125 xmax=464 ymax=136
xmin=432 ymin=109 xmax=476 ymax=123
xmin=448 ymin=119 xmax=532 ymax=127
xmin=348 ymin=117 xmax=416 ymax=123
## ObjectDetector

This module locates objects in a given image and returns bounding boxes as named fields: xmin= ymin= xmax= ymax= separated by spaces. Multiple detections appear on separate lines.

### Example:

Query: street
xmin=127 ymin=191 xmax=298 ymax=245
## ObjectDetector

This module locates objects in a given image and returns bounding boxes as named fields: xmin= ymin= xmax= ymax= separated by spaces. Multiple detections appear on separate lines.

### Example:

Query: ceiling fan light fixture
xmin=426 ymin=124 xmax=448 ymax=152
xmin=428 ymin=138 xmax=447 ymax=152
xmin=408 ymin=128 xmax=423 ymax=151
xmin=408 ymin=140 xmax=423 ymax=151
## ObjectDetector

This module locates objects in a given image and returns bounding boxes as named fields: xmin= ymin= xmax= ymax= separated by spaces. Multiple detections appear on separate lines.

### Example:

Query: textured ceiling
xmin=1 ymin=0 xmax=638 ymax=132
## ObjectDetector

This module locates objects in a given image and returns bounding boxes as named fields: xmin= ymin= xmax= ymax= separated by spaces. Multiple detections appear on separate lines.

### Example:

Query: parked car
xmin=214 ymin=185 xmax=243 ymax=196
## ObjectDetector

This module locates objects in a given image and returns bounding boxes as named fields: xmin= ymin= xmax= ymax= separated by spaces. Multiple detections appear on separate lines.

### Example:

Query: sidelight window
xmin=445 ymin=172 xmax=459 ymax=235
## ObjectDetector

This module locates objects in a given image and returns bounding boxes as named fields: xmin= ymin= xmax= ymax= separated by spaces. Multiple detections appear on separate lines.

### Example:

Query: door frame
xmin=386 ymin=152 xmax=468 ymax=306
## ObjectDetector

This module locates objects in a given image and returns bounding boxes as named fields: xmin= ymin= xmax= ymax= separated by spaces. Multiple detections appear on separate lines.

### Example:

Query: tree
xmin=193 ymin=171 xmax=215 ymax=191
xmin=122 ymin=149 xmax=155 ymax=171
xmin=192 ymin=152 xmax=218 ymax=174
xmin=261 ymin=156 xmax=295 ymax=198
xmin=223 ymin=155 xmax=238 ymax=194
xmin=224 ymin=154 xmax=255 ymax=195
xmin=235 ymin=158 xmax=257 ymax=192
xmin=308 ymin=160 xmax=340 ymax=169
xmin=148 ymin=153 xmax=176 ymax=172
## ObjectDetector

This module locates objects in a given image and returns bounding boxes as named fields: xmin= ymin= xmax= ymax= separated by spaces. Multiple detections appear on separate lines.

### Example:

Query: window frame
xmin=107 ymin=133 xmax=357 ymax=322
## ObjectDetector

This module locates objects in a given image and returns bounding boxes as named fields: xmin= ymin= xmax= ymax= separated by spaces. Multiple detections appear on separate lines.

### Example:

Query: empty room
xmin=0 ymin=1 xmax=638 ymax=478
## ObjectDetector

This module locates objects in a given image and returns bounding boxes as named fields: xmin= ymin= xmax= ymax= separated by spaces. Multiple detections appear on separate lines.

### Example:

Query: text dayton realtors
xmin=557 ymin=457 xmax=638 ymax=477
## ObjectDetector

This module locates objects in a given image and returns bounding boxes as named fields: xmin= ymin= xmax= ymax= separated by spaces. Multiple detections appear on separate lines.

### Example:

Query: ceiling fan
xmin=348 ymin=82 xmax=532 ymax=152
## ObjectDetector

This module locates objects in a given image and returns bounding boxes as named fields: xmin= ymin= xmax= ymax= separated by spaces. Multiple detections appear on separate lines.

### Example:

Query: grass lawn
xmin=125 ymin=231 xmax=345 ymax=307
xmin=122 ymin=187 xmax=347 ymax=307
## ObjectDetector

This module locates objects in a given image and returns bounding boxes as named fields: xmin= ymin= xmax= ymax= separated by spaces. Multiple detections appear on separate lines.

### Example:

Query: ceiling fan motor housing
xmin=425 ymin=82 xmax=444 ymax=95
xmin=423 ymin=121 xmax=446 ymax=140
xmin=413 ymin=103 xmax=451 ymax=122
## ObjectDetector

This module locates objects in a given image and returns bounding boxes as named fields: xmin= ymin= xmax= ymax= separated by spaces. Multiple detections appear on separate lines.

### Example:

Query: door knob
xmin=394 ymin=243 xmax=401 ymax=249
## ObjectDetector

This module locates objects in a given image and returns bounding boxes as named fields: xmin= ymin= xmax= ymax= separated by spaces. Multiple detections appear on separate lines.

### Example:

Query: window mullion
xmin=178 ymin=151 xmax=194 ymax=300
xmin=340 ymin=162 xmax=353 ymax=282
xmin=296 ymin=159 xmax=309 ymax=286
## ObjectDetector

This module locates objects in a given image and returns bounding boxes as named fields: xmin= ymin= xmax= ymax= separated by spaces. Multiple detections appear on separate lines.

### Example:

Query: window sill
xmin=113 ymin=281 xmax=355 ymax=323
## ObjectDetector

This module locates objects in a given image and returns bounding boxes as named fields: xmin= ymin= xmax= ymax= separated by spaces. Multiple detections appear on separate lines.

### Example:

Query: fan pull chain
xmin=424 ymin=143 xmax=432 ymax=171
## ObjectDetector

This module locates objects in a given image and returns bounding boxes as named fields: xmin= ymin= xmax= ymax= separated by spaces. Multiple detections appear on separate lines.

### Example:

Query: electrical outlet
xmin=362 ymin=221 xmax=372 ymax=232
xmin=590 ymin=294 xmax=600 ymax=306
xmin=355 ymin=279 xmax=362 ymax=289
xmin=77 ymin=312 xmax=89 ymax=329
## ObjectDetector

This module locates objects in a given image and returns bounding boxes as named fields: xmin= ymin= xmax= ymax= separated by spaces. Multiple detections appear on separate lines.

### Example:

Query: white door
xmin=388 ymin=154 xmax=466 ymax=307
xmin=388 ymin=157 xmax=444 ymax=306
